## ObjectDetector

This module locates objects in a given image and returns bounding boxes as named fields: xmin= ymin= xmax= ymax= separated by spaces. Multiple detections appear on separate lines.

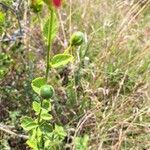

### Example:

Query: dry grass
xmin=59 ymin=0 xmax=150 ymax=149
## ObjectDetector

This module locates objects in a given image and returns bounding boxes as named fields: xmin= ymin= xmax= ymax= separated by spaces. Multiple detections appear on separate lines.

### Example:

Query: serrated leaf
xmin=32 ymin=101 xmax=41 ymax=114
xmin=21 ymin=117 xmax=38 ymax=131
xmin=31 ymin=77 xmax=46 ymax=95
xmin=43 ymin=13 xmax=58 ymax=42
xmin=41 ymin=113 xmax=53 ymax=121
xmin=50 ymin=54 xmax=73 ymax=68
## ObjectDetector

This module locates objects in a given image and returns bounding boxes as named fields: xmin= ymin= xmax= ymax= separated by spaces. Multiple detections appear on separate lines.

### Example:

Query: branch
xmin=0 ymin=124 xmax=29 ymax=140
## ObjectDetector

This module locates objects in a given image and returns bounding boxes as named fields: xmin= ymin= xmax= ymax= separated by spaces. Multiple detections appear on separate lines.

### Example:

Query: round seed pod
xmin=70 ymin=31 xmax=85 ymax=46
xmin=40 ymin=85 xmax=54 ymax=99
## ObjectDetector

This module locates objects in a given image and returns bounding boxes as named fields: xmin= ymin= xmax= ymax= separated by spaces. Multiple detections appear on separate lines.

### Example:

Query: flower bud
xmin=43 ymin=0 xmax=62 ymax=8
xmin=70 ymin=31 xmax=85 ymax=46
xmin=52 ymin=0 xmax=62 ymax=8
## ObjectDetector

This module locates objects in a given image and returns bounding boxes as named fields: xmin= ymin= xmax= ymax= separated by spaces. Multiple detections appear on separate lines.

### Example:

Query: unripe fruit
xmin=40 ymin=85 xmax=54 ymax=99
xmin=70 ymin=31 xmax=85 ymax=46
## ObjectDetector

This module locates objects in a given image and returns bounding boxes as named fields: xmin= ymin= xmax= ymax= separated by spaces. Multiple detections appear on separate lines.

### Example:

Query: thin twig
xmin=0 ymin=124 xmax=28 ymax=140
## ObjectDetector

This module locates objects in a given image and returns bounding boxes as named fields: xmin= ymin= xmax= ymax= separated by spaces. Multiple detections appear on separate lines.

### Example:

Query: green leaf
xmin=21 ymin=117 xmax=33 ymax=127
xmin=40 ymin=123 xmax=53 ymax=133
xmin=44 ymin=140 xmax=51 ymax=149
xmin=0 ymin=12 xmax=5 ymax=35
xmin=0 ymin=53 xmax=13 ymax=79
xmin=31 ymin=77 xmax=46 ymax=95
xmin=32 ymin=101 xmax=41 ymax=114
xmin=42 ymin=99 xmax=51 ymax=111
xmin=43 ymin=13 xmax=58 ymax=42
xmin=30 ymin=0 xmax=43 ymax=13
xmin=0 ymin=12 xmax=5 ymax=25
xmin=54 ymin=124 xmax=67 ymax=138
xmin=26 ymin=139 xmax=38 ymax=150
xmin=75 ymin=135 xmax=89 ymax=150
xmin=50 ymin=54 xmax=73 ymax=68
xmin=21 ymin=117 xmax=38 ymax=131
xmin=41 ymin=113 xmax=53 ymax=121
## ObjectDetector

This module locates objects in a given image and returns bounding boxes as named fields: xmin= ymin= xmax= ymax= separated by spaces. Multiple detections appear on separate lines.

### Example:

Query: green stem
xmin=37 ymin=99 xmax=43 ymax=124
xmin=36 ymin=99 xmax=44 ymax=150
xmin=64 ymin=45 xmax=72 ymax=54
xmin=46 ymin=8 xmax=54 ymax=82
xmin=37 ymin=12 xmax=43 ymax=30
xmin=36 ymin=8 xmax=54 ymax=149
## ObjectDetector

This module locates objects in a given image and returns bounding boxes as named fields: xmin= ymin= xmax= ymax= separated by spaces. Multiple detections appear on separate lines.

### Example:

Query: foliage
xmin=0 ymin=53 xmax=13 ymax=79
xmin=75 ymin=135 xmax=89 ymax=150
xmin=20 ymin=1 xmax=85 ymax=149
xmin=0 ymin=11 xmax=5 ymax=34
xmin=50 ymin=54 xmax=74 ymax=68
xmin=43 ymin=12 xmax=58 ymax=42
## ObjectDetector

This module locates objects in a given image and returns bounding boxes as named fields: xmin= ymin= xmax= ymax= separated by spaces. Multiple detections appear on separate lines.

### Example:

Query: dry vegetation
xmin=70 ymin=0 xmax=150 ymax=149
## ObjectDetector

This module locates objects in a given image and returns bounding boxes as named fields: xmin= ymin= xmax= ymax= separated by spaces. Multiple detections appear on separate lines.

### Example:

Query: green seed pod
xmin=70 ymin=31 xmax=85 ymax=46
xmin=40 ymin=85 xmax=54 ymax=99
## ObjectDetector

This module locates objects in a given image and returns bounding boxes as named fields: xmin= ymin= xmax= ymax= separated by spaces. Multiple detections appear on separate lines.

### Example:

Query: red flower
xmin=52 ymin=0 xmax=62 ymax=8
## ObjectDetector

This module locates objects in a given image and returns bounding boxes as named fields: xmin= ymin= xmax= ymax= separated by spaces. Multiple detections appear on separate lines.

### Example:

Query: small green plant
xmin=30 ymin=0 xmax=43 ymax=13
xmin=0 ymin=52 xmax=13 ymax=79
xmin=0 ymin=11 xmax=5 ymax=35
xmin=75 ymin=135 xmax=89 ymax=150
xmin=21 ymin=0 xmax=85 ymax=149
